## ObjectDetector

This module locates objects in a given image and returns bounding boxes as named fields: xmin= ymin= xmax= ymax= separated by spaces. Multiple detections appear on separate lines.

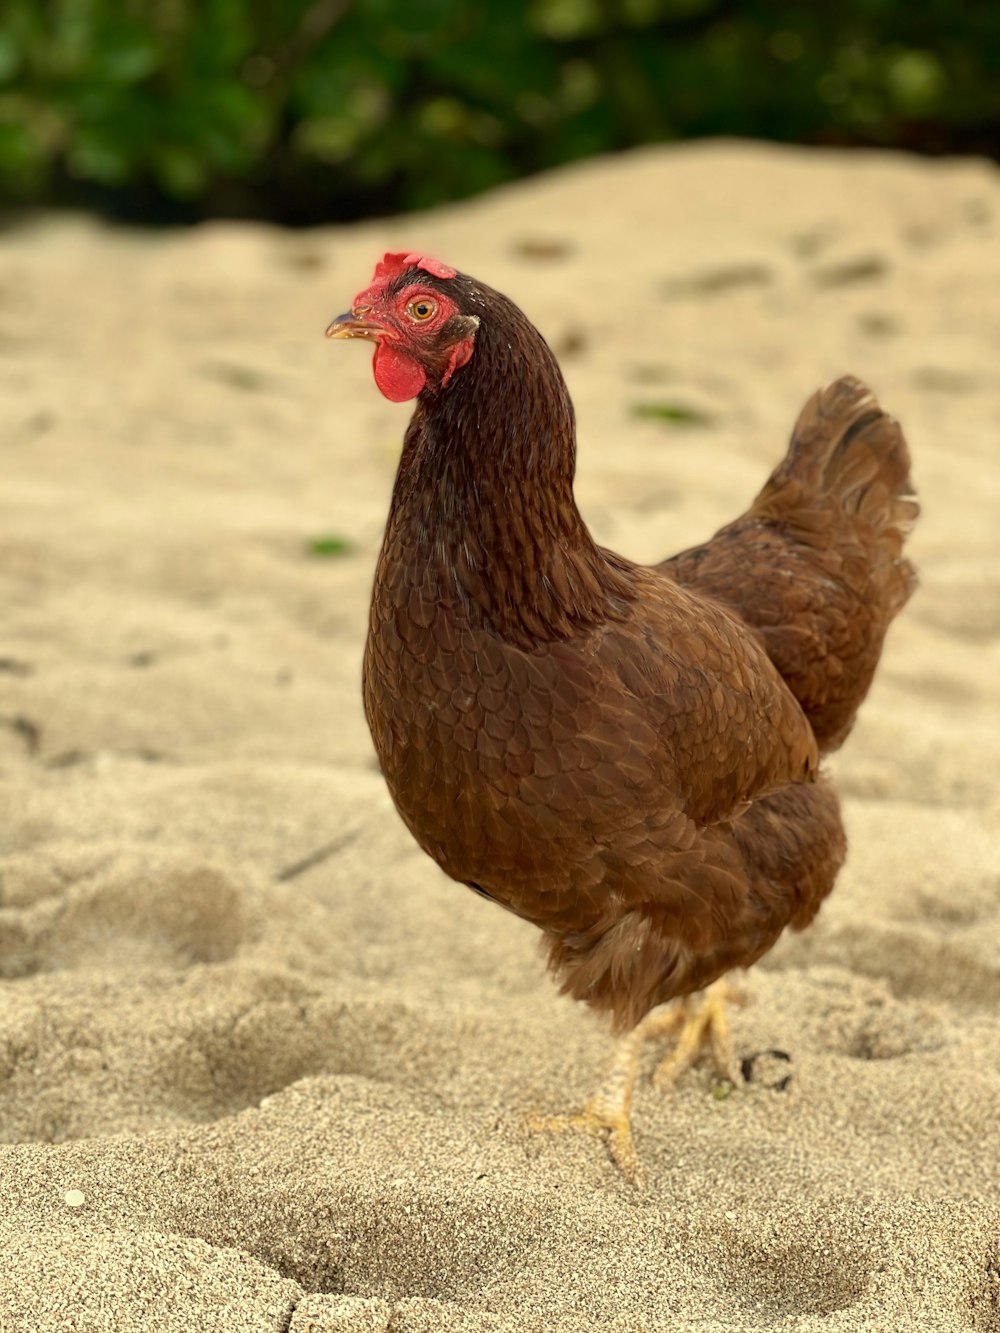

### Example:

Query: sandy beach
xmin=1 ymin=140 xmax=998 ymax=1330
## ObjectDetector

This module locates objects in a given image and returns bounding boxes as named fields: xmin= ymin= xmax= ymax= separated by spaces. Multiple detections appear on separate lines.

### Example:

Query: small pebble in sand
xmin=64 ymin=1190 xmax=85 ymax=1208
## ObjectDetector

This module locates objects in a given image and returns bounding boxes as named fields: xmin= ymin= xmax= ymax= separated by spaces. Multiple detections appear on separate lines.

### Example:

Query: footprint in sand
xmin=0 ymin=845 xmax=246 ymax=978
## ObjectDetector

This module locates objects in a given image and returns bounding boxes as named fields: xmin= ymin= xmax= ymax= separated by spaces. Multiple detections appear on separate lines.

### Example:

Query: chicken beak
xmin=325 ymin=311 xmax=384 ymax=342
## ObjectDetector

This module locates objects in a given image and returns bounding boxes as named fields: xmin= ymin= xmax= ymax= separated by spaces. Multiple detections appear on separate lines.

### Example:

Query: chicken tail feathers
xmin=756 ymin=375 xmax=919 ymax=619
xmin=663 ymin=376 xmax=919 ymax=752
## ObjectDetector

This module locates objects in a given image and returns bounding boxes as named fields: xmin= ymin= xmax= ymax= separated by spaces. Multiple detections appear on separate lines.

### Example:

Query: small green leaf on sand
xmin=307 ymin=534 xmax=351 ymax=557
xmin=631 ymin=401 xmax=714 ymax=427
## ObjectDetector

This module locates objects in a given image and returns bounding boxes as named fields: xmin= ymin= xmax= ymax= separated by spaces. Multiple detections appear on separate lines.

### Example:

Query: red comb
xmin=372 ymin=252 xmax=457 ymax=282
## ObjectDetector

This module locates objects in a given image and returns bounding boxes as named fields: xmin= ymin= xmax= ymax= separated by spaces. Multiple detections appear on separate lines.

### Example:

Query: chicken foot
xmin=529 ymin=976 xmax=744 ymax=1183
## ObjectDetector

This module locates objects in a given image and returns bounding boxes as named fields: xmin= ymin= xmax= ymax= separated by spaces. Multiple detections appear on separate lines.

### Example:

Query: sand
xmin=1 ymin=140 xmax=998 ymax=1331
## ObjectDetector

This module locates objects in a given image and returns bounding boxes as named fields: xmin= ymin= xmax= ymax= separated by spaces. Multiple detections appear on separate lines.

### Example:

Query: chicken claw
xmin=528 ymin=1020 xmax=650 ymax=1182
xmin=529 ymin=977 xmax=745 ymax=1183
xmin=651 ymin=976 xmax=746 ymax=1092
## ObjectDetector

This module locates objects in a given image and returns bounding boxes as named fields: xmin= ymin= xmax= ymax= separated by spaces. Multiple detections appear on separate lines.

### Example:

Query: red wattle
xmin=373 ymin=343 xmax=427 ymax=402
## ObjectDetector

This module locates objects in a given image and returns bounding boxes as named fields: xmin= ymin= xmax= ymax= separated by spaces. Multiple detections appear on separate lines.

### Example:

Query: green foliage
xmin=1 ymin=0 xmax=998 ymax=222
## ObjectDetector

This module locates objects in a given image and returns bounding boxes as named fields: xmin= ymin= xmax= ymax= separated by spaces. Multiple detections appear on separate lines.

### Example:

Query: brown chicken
xmin=327 ymin=252 xmax=918 ymax=1179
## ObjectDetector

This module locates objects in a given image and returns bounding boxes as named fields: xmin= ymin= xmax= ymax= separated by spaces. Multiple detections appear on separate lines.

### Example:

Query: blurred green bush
xmin=1 ymin=0 xmax=998 ymax=223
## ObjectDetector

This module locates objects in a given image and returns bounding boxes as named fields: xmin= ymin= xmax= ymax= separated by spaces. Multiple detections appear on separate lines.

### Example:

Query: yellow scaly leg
xmin=528 ymin=977 xmax=745 ymax=1183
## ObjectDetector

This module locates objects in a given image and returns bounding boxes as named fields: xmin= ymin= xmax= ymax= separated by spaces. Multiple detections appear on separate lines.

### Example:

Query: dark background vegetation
xmin=2 ymin=0 xmax=999 ymax=225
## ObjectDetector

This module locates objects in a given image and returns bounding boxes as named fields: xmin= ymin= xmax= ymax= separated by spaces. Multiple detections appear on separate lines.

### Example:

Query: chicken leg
xmin=529 ymin=977 xmax=743 ymax=1183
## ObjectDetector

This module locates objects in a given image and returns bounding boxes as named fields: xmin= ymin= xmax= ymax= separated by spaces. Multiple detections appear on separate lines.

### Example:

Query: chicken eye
xmin=406 ymin=298 xmax=437 ymax=322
